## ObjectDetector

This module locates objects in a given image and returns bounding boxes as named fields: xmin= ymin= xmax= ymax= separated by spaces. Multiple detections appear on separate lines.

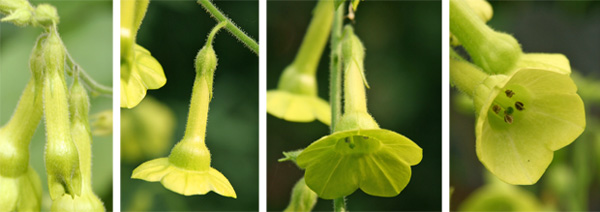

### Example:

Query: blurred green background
xmin=267 ymin=1 xmax=441 ymax=211
xmin=450 ymin=1 xmax=600 ymax=211
xmin=120 ymin=1 xmax=258 ymax=211
xmin=0 ymin=0 xmax=113 ymax=210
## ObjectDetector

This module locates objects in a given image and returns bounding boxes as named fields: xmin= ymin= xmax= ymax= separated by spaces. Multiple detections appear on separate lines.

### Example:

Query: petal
xmin=206 ymin=168 xmax=237 ymax=198
xmin=517 ymin=53 xmax=570 ymax=75
xmin=120 ymin=65 xmax=147 ymax=108
xmin=159 ymin=167 xmax=236 ymax=198
xmin=303 ymin=155 xmax=358 ymax=199
xmin=131 ymin=158 xmax=173 ymax=182
xmin=475 ymin=69 xmax=585 ymax=185
xmin=266 ymin=90 xmax=331 ymax=125
xmin=365 ymin=129 xmax=423 ymax=165
xmin=297 ymin=129 xmax=421 ymax=199
xmin=358 ymin=151 xmax=411 ymax=197
xmin=134 ymin=44 xmax=166 ymax=89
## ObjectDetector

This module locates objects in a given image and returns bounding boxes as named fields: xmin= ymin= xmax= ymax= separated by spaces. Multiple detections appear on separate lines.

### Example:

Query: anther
xmin=504 ymin=115 xmax=513 ymax=124
xmin=492 ymin=105 xmax=501 ymax=114
xmin=515 ymin=101 xmax=524 ymax=111
xmin=363 ymin=136 xmax=369 ymax=140
xmin=505 ymin=89 xmax=515 ymax=98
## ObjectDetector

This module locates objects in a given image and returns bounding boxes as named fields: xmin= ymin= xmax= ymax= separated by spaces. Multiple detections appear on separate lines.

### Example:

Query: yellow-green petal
xmin=120 ymin=45 xmax=166 ymax=109
xmin=267 ymin=90 xmax=330 ymax=125
xmin=475 ymin=68 xmax=585 ymax=184
xmin=516 ymin=53 xmax=570 ymax=75
xmin=132 ymin=158 xmax=236 ymax=198
xmin=297 ymin=129 xmax=422 ymax=199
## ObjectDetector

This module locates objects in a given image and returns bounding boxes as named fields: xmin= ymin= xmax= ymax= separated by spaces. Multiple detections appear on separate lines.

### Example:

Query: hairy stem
xmin=330 ymin=3 xmax=347 ymax=212
xmin=197 ymin=0 xmax=258 ymax=55
xmin=65 ymin=47 xmax=113 ymax=95
xmin=334 ymin=197 xmax=346 ymax=212
xmin=329 ymin=2 xmax=344 ymax=132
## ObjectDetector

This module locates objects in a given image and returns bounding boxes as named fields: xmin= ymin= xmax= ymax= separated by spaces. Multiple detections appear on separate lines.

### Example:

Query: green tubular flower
xmin=0 ymin=166 xmax=43 ymax=211
xmin=121 ymin=0 xmax=166 ymax=108
xmin=0 ymin=0 xmax=33 ymax=26
xmin=284 ymin=178 xmax=318 ymax=212
xmin=451 ymin=57 xmax=585 ymax=185
xmin=132 ymin=22 xmax=236 ymax=198
xmin=42 ymin=28 xmax=83 ymax=199
xmin=296 ymin=26 xmax=422 ymax=199
xmin=458 ymin=176 xmax=543 ymax=211
xmin=0 ymin=34 xmax=45 ymax=211
xmin=450 ymin=0 xmax=492 ymax=46
xmin=450 ymin=0 xmax=522 ymax=75
xmin=51 ymin=75 xmax=104 ymax=212
xmin=267 ymin=0 xmax=333 ymax=125
xmin=121 ymin=97 xmax=175 ymax=163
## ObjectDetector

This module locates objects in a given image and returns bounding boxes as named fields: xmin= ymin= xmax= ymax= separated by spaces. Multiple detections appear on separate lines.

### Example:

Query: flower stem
xmin=197 ymin=0 xmax=258 ymax=55
xmin=329 ymin=2 xmax=344 ymax=132
xmin=291 ymin=0 xmax=334 ymax=75
xmin=330 ymin=3 xmax=347 ymax=212
xmin=334 ymin=197 xmax=346 ymax=212
xmin=65 ymin=43 xmax=113 ymax=95
xmin=450 ymin=56 xmax=488 ymax=97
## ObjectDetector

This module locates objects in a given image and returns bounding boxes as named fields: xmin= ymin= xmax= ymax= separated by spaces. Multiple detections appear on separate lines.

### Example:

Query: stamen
xmin=363 ymin=136 xmax=369 ymax=140
xmin=504 ymin=115 xmax=513 ymax=124
xmin=505 ymin=89 xmax=515 ymax=98
xmin=515 ymin=101 xmax=524 ymax=111
xmin=345 ymin=137 xmax=355 ymax=149
xmin=492 ymin=105 xmax=501 ymax=114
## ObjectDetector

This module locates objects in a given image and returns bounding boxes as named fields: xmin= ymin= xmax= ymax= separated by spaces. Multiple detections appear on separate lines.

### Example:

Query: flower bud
xmin=42 ymin=29 xmax=82 ymax=199
xmin=33 ymin=4 xmax=58 ymax=26
xmin=0 ymin=166 xmax=43 ymax=211
xmin=284 ymin=178 xmax=318 ymax=212
xmin=0 ymin=7 xmax=31 ymax=26
xmin=194 ymin=45 xmax=217 ymax=99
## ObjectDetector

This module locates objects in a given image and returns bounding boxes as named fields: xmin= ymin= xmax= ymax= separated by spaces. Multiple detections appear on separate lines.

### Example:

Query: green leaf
xmin=297 ymin=129 xmax=422 ymax=199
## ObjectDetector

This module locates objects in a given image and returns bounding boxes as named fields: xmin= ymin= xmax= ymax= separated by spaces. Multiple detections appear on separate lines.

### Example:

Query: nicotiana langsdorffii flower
xmin=132 ymin=22 xmax=235 ymax=198
xmin=450 ymin=0 xmax=586 ymax=185
xmin=458 ymin=173 xmax=543 ymax=211
xmin=51 ymin=73 xmax=104 ymax=212
xmin=266 ymin=0 xmax=333 ymax=125
xmin=0 ymin=32 xmax=46 ymax=211
xmin=283 ymin=177 xmax=318 ymax=212
xmin=297 ymin=26 xmax=422 ymax=199
xmin=42 ymin=27 xmax=83 ymax=199
xmin=121 ymin=0 xmax=166 ymax=108
xmin=451 ymin=57 xmax=585 ymax=185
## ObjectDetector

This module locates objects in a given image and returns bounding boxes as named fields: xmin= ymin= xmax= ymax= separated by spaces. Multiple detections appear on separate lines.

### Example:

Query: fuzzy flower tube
xmin=0 ymin=33 xmax=46 ymax=211
xmin=297 ymin=26 xmax=422 ymax=199
xmin=132 ymin=22 xmax=236 ymax=198
xmin=266 ymin=0 xmax=334 ymax=125
xmin=51 ymin=74 xmax=104 ymax=211
xmin=42 ymin=27 xmax=83 ymax=199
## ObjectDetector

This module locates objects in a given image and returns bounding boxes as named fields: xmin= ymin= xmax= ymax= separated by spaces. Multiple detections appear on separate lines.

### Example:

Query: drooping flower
xmin=0 ymin=166 xmax=43 ymax=211
xmin=51 ymin=73 xmax=105 ymax=212
xmin=297 ymin=26 xmax=422 ymax=199
xmin=267 ymin=0 xmax=333 ymax=125
xmin=120 ymin=0 xmax=166 ymax=108
xmin=458 ymin=174 xmax=543 ymax=211
xmin=132 ymin=22 xmax=236 ymax=198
